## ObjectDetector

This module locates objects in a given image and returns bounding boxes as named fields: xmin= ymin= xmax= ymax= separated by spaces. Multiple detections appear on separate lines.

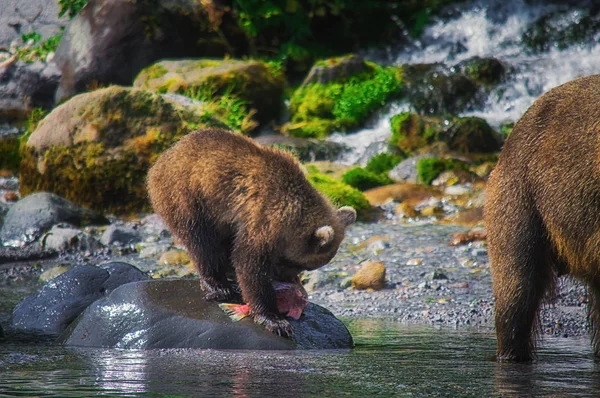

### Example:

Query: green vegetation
xmin=365 ymin=153 xmax=404 ymax=174
xmin=390 ymin=112 xmax=441 ymax=153
xmin=306 ymin=166 xmax=371 ymax=213
xmin=287 ymin=63 xmax=402 ymax=138
xmin=58 ymin=0 xmax=89 ymax=18
xmin=0 ymin=137 xmax=21 ymax=172
xmin=342 ymin=167 xmax=393 ymax=191
xmin=16 ymin=31 xmax=63 ymax=63
xmin=416 ymin=157 xmax=469 ymax=185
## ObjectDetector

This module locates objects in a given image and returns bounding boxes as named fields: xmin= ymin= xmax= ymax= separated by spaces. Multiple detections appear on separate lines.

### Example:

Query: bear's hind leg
xmin=180 ymin=218 xmax=240 ymax=302
xmin=488 ymin=202 xmax=556 ymax=361
xmin=587 ymin=280 xmax=600 ymax=359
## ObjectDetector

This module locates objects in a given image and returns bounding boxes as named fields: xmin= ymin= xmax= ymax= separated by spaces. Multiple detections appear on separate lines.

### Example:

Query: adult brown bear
xmin=485 ymin=74 xmax=600 ymax=361
xmin=147 ymin=128 xmax=356 ymax=336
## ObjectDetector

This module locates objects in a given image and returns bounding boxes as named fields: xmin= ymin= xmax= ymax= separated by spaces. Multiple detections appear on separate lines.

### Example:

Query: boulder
xmin=134 ymin=59 xmax=284 ymax=123
xmin=351 ymin=261 xmax=386 ymax=290
xmin=53 ymin=0 xmax=246 ymax=102
xmin=301 ymin=54 xmax=369 ymax=86
xmin=0 ymin=192 xmax=107 ymax=248
xmin=254 ymin=135 xmax=348 ymax=163
xmin=41 ymin=224 xmax=103 ymax=253
xmin=100 ymin=224 xmax=141 ymax=246
xmin=440 ymin=117 xmax=500 ymax=154
xmin=12 ymin=263 xmax=149 ymax=336
xmin=19 ymin=86 xmax=208 ymax=214
xmin=0 ymin=0 xmax=67 ymax=48
xmin=0 ymin=61 xmax=61 ymax=119
xmin=59 ymin=279 xmax=354 ymax=350
xmin=389 ymin=154 xmax=437 ymax=184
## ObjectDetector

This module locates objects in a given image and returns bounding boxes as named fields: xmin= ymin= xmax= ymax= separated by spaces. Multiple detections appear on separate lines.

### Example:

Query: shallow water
xmin=1 ymin=319 xmax=599 ymax=397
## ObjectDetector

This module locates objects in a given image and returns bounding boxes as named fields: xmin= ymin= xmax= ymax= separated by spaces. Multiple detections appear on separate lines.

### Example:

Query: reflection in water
xmin=93 ymin=349 xmax=149 ymax=395
xmin=2 ymin=321 xmax=600 ymax=396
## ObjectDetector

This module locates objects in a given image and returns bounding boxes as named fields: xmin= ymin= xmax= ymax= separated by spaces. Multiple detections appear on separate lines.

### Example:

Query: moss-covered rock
xmin=134 ymin=59 xmax=284 ymax=124
xmin=390 ymin=112 xmax=443 ymax=153
xmin=365 ymin=153 xmax=405 ymax=175
xmin=440 ymin=117 xmax=500 ymax=153
xmin=285 ymin=60 xmax=403 ymax=138
xmin=19 ymin=86 xmax=210 ymax=214
xmin=0 ymin=136 xmax=21 ymax=172
xmin=416 ymin=157 xmax=470 ymax=185
xmin=342 ymin=167 xmax=393 ymax=191
xmin=458 ymin=57 xmax=507 ymax=87
xmin=305 ymin=166 xmax=372 ymax=219
xmin=302 ymin=54 xmax=370 ymax=86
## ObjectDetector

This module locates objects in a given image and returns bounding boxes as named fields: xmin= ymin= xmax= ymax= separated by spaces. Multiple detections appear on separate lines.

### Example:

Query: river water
xmin=1 ymin=319 xmax=599 ymax=397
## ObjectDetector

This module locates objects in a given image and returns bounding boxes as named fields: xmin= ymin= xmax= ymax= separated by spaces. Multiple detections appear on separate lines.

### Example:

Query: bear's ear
xmin=337 ymin=206 xmax=357 ymax=226
xmin=315 ymin=226 xmax=334 ymax=247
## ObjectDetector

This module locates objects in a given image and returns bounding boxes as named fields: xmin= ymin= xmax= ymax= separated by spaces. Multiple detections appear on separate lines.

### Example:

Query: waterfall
xmin=331 ymin=0 xmax=600 ymax=165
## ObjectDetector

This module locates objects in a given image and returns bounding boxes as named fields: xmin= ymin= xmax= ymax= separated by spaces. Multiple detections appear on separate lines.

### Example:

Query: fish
xmin=219 ymin=280 xmax=309 ymax=322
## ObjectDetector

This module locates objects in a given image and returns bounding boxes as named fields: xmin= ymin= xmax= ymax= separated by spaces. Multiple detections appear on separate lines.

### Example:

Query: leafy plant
xmin=342 ymin=167 xmax=393 ymax=191
xmin=16 ymin=31 xmax=63 ymax=63
xmin=58 ymin=0 xmax=89 ymax=19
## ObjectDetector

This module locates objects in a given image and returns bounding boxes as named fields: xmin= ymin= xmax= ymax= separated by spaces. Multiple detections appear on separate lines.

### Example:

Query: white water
xmin=332 ymin=0 xmax=600 ymax=165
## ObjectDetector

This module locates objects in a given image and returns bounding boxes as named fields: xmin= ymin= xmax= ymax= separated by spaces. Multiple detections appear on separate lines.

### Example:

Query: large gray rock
xmin=0 ymin=60 xmax=61 ymax=117
xmin=0 ymin=0 xmax=67 ymax=48
xmin=100 ymin=224 xmax=141 ymax=246
xmin=60 ymin=280 xmax=354 ymax=350
xmin=53 ymin=0 xmax=240 ymax=102
xmin=0 ymin=192 xmax=108 ymax=247
xmin=11 ymin=263 xmax=149 ymax=336
xmin=255 ymin=135 xmax=348 ymax=163
xmin=389 ymin=153 xmax=436 ymax=183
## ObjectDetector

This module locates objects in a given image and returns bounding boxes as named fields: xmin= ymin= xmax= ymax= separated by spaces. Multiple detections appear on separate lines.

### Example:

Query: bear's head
xmin=274 ymin=206 xmax=357 ymax=281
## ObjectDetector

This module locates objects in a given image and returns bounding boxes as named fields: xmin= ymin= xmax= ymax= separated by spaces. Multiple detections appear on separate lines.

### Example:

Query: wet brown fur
xmin=147 ymin=128 xmax=356 ymax=335
xmin=485 ymin=74 xmax=600 ymax=361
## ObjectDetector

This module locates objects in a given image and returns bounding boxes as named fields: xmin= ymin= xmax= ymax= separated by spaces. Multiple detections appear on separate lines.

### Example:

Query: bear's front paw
xmin=254 ymin=313 xmax=294 ymax=337
xmin=203 ymin=285 xmax=242 ymax=303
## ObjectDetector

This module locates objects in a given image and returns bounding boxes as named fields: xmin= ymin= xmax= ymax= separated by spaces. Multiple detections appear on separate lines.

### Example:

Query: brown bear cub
xmin=147 ymin=128 xmax=356 ymax=336
xmin=485 ymin=74 xmax=600 ymax=361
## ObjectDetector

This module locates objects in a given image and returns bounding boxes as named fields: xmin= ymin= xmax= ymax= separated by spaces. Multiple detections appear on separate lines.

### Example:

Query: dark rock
xmin=0 ymin=61 xmax=61 ymax=118
xmin=0 ymin=0 xmax=67 ymax=48
xmin=59 ymin=279 xmax=354 ymax=350
xmin=11 ymin=263 xmax=149 ymax=336
xmin=458 ymin=57 xmax=507 ymax=87
xmin=100 ymin=225 xmax=141 ymax=246
xmin=0 ymin=192 xmax=108 ymax=247
xmin=0 ymin=242 xmax=56 ymax=265
xmin=254 ymin=135 xmax=348 ymax=162
xmin=54 ymin=0 xmax=246 ymax=102
xmin=302 ymin=54 xmax=369 ymax=86
xmin=440 ymin=117 xmax=500 ymax=153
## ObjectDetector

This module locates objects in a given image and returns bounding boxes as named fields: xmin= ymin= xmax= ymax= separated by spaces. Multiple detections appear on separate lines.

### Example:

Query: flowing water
xmin=1 ymin=320 xmax=600 ymax=397
xmin=331 ymin=0 xmax=600 ymax=164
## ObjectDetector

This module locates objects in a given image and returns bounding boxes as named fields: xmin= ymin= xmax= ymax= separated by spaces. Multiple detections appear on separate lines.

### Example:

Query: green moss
xmin=141 ymin=64 xmax=169 ymax=80
xmin=390 ymin=112 xmax=441 ymax=153
xmin=342 ymin=167 xmax=393 ymax=191
xmin=416 ymin=157 xmax=470 ymax=185
xmin=195 ymin=92 xmax=258 ymax=135
xmin=287 ymin=63 xmax=403 ymax=138
xmin=0 ymin=137 xmax=21 ymax=171
xmin=365 ymin=153 xmax=404 ymax=174
xmin=307 ymin=170 xmax=371 ymax=213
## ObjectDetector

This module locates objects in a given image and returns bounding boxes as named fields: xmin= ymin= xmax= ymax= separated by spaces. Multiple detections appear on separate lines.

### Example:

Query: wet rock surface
xmin=59 ymin=279 xmax=354 ymax=350
xmin=0 ymin=192 xmax=108 ymax=247
xmin=11 ymin=263 xmax=149 ymax=336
